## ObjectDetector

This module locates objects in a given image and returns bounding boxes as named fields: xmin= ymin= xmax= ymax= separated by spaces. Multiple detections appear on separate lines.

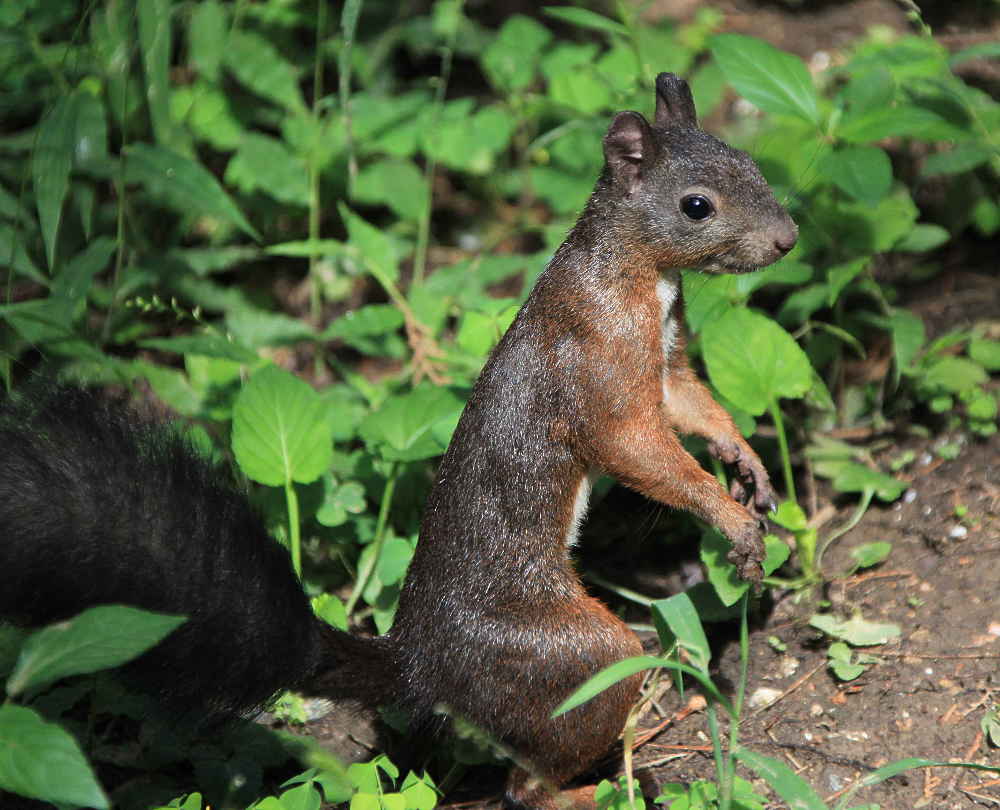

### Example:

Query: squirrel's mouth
xmin=699 ymin=256 xmax=765 ymax=275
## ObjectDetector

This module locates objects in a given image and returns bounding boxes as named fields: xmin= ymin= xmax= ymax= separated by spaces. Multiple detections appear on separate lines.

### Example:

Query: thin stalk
xmin=308 ymin=0 xmax=327 ymax=323
xmin=706 ymin=703 xmax=727 ymax=791
xmin=285 ymin=479 xmax=302 ymax=577
xmin=412 ymin=0 xmax=464 ymax=287
xmin=721 ymin=592 xmax=751 ymax=810
xmin=339 ymin=0 xmax=363 ymax=195
xmin=768 ymin=398 xmax=796 ymax=504
xmin=345 ymin=462 xmax=398 ymax=616
xmin=815 ymin=486 xmax=875 ymax=569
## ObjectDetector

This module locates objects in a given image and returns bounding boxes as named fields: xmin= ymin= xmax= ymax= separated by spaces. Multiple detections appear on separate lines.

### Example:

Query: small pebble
xmin=948 ymin=525 xmax=968 ymax=539
xmin=903 ymin=489 xmax=917 ymax=504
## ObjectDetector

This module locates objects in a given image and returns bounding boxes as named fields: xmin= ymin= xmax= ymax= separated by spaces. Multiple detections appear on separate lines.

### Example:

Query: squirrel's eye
xmin=680 ymin=194 xmax=714 ymax=221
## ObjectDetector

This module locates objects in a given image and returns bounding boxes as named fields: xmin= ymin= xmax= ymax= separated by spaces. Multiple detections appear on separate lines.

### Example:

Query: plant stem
xmin=816 ymin=486 xmax=875 ymax=569
xmin=721 ymin=592 xmax=751 ymax=810
xmin=339 ymin=0 xmax=363 ymax=196
xmin=345 ymin=462 xmax=398 ymax=616
xmin=768 ymin=398 xmax=796 ymax=504
xmin=412 ymin=0 xmax=464 ymax=287
xmin=285 ymin=478 xmax=302 ymax=578
xmin=308 ymin=0 xmax=327 ymax=323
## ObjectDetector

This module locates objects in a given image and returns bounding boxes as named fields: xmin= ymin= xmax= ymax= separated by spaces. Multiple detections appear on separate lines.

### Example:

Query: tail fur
xmin=0 ymin=384 xmax=395 ymax=717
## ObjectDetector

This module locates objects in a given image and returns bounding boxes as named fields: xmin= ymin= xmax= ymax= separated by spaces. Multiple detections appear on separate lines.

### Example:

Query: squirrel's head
xmin=600 ymin=73 xmax=797 ymax=274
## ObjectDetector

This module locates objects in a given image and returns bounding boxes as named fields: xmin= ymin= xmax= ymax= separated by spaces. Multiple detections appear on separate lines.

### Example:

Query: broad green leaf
xmin=828 ymin=641 xmax=866 ymax=681
xmin=226 ymin=306 xmax=315 ymax=349
xmin=819 ymin=147 xmax=892 ymax=204
xmin=232 ymin=365 xmax=334 ymax=486
xmin=280 ymin=783 xmax=322 ymax=810
xmin=401 ymin=774 xmax=439 ymax=810
xmin=701 ymin=532 xmax=789 ymax=606
xmin=225 ymin=30 xmax=306 ymax=112
xmin=6 ymin=606 xmax=185 ymax=696
xmin=225 ymin=133 xmax=309 ymax=207
xmin=339 ymin=203 xmax=401 ymax=284
xmin=324 ymin=305 xmax=405 ymax=353
xmin=681 ymin=272 xmax=741 ymax=334
xmin=970 ymin=337 xmax=1000 ymax=371
xmin=838 ymin=66 xmax=894 ymax=115
xmin=139 ymin=334 xmax=258 ymax=364
xmin=51 ymin=237 xmax=117 ymax=304
xmin=139 ymin=0 xmax=185 ymax=152
xmin=734 ymin=748 xmax=826 ymax=810
xmin=124 ymin=143 xmax=260 ymax=240
xmin=702 ymin=308 xmax=812 ymax=415
xmin=894 ymin=223 xmax=950 ymax=253
xmin=890 ymin=309 xmax=925 ymax=374
xmin=0 ymin=705 xmax=109 ymax=809
xmin=829 ymin=461 xmax=906 ymax=501
xmin=650 ymin=592 xmax=709 ymax=672
xmin=837 ymin=105 xmax=947 ymax=143
xmin=851 ymin=541 xmax=892 ymax=569
xmin=809 ymin=613 xmax=901 ymax=646
xmin=548 ymin=68 xmax=614 ymax=115
xmin=172 ymin=82 xmax=244 ymax=150
xmin=480 ymin=16 xmax=551 ymax=92
xmin=189 ymin=0 xmax=227 ymax=81
xmin=826 ymin=257 xmax=868 ymax=306
xmin=354 ymin=159 xmax=429 ymax=221
xmin=316 ymin=480 xmax=367 ymax=528
xmin=359 ymin=386 xmax=464 ymax=462
xmin=921 ymin=142 xmax=993 ymax=177
xmin=542 ymin=6 xmax=626 ymax=36
xmin=33 ymin=93 xmax=79 ymax=268
xmin=770 ymin=500 xmax=807 ymax=531
xmin=710 ymin=34 xmax=819 ymax=124
xmin=920 ymin=355 xmax=988 ymax=394
xmin=375 ymin=537 xmax=414 ymax=586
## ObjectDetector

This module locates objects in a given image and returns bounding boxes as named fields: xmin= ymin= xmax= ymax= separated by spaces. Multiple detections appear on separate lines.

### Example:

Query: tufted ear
xmin=602 ymin=111 xmax=655 ymax=196
xmin=654 ymin=72 xmax=697 ymax=129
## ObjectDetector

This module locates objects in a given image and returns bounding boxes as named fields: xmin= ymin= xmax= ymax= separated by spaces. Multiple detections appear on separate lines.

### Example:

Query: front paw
xmin=709 ymin=439 xmax=777 ymax=519
xmin=725 ymin=520 xmax=765 ymax=584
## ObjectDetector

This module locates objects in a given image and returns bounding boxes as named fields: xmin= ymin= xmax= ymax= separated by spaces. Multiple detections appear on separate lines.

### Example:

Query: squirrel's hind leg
xmin=500 ymin=596 xmax=643 ymax=810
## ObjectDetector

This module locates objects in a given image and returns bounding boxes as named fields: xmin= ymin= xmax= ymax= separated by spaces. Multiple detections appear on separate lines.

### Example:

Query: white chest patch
xmin=565 ymin=469 xmax=599 ymax=548
xmin=657 ymin=271 xmax=681 ymax=402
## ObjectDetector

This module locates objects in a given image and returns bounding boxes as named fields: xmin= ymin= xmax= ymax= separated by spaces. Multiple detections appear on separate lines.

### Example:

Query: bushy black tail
xmin=0 ymin=384 xmax=395 ymax=717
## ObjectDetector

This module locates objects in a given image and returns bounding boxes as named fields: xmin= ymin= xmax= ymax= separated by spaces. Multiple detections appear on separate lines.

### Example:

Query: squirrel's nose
xmin=772 ymin=222 xmax=798 ymax=255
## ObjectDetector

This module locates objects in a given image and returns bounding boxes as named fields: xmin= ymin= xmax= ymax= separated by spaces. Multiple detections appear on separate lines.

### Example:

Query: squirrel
xmin=0 ymin=74 xmax=795 ymax=810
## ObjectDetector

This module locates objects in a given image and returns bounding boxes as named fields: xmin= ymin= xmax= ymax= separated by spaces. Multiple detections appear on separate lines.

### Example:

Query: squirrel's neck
xmin=550 ymin=183 xmax=662 ymax=284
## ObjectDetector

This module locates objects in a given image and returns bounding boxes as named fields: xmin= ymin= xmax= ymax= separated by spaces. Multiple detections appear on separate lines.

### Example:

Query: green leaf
xmin=809 ymin=613 xmax=901 ymax=646
xmin=551 ymin=654 xmax=731 ymax=718
xmin=734 ymin=747 xmax=827 ymax=810
xmin=650 ymin=592 xmax=710 ymax=672
xmin=830 ymin=461 xmax=906 ymax=501
xmin=139 ymin=0 xmax=185 ymax=152
xmin=834 ymin=759 xmax=1000 ymax=810
xmin=375 ymin=537 xmax=414 ymax=586
xmin=481 ymin=16 xmax=551 ymax=92
xmin=542 ymin=6 xmax=626 ymax=36
xmin=837 ymin=105 xmax=947 ymax=143
xmin=226 ymin=306 xmax=315 ymax=349
xmin=851 ymin=541 xmax=892 ymax=569
xmin=33 ymin=93 xmax=79 ymax=269
xmin=710 ymin=34 xmax=819 ymax=124
xmin=359 ymin=386 xmax=464 ymax=462
xmin=317 ymin=480 xmax=367 ymax=528
xmin=139 ymin=334 xmax=258 ymax=364
xmin=890 ymin=309 xmax=925 ymax=374
xmin=921 ymin=142 xmax=993 ymax=177
xmin=828 ymin=641 xmax=866 ymax=681
xmin=0 ymin=705 xmax=109 ymax=809
xmin=894 ymin=223 xmax=950 ymax=253
xmin=6 ymin=606 xmax=186 ymax=696
xmin=702 ymin=308 xmax=812 ymax=415
xmin=819 ymin=147 xmax=892 ymax=204
xmin=920 ymin=355 xmax=988 ymax=394
xmin=124 ymin=143 xmax=260 ymax=241
xmin=770 ymin=500 xmax=807 ymax=531
xmin=701 ymin=532 xmax=789 ymax=606
xmin=225 ymin=30 xmax=306 ymax=112
xmin=354 ymin=159 xmax=429 ymax=221
xmin=969 ymin=337 xmax=1000 ymax=371
xmin=826 ymin=257 xmax=868 ymax=306
xmin=339 ymin=203 xmax=401 ymax=284
xmin=232 ymin=365 xmax=334 ymax=486
xmin=189 ymin=0 xmax=226 ymax=82
xmin=225 ymin=134 xmax=310 ymax=207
